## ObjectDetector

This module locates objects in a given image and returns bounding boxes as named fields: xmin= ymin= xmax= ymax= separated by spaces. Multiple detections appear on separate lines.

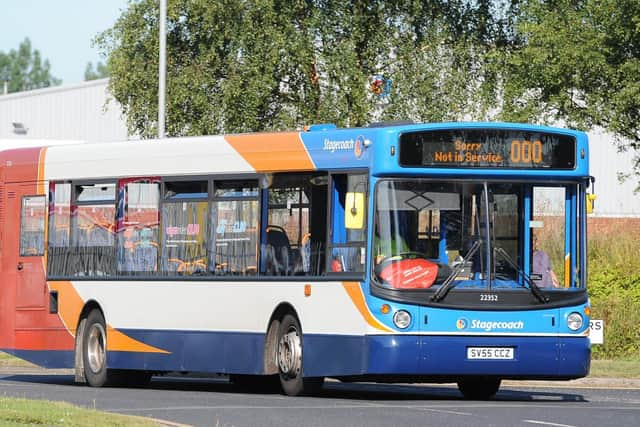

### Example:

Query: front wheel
xmin=276 ymin=314 xmax=323 ymax=396
xmin=457 ymin=377 xmax=501 ymax=399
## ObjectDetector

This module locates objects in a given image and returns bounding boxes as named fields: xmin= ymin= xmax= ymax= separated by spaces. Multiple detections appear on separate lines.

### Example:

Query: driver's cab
xmin=371 ymin=179 xmax=586 ymax=298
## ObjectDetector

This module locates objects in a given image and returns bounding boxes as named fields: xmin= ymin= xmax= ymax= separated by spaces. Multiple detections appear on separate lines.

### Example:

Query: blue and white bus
xmin=0 ymin=122 xmax=591 ymax=398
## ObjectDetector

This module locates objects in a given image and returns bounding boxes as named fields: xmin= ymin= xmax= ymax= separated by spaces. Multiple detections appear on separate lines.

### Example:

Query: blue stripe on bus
xmin=365 ymin=335 xmax=590 ymax=378
xmin=3 ymin=333 xmax=589 ymax=379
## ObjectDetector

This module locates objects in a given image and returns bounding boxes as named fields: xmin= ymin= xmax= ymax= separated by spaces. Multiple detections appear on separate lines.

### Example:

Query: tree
xmin=84 ymin=61 xmax=109 ymax=81
xmin=0 ymin=38 xmax=61 ymax=93
xmin=500 ymin=0 xmax=640 ymax=187
xmin=95 ymin=0 xmax=510 ymax=137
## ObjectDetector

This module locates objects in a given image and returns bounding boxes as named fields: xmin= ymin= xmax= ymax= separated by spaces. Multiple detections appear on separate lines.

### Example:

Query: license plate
xmin=467 ymin=347 xmax=514 ymax=360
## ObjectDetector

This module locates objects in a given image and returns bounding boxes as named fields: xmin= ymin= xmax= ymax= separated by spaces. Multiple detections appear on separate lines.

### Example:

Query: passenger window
xmin=260 ymin=173 xmax=327 ymax=276
xmin=20 ymin=195 xmax=46 ymax=256
xmin=72 ymin=183 xmax=116 ymax=276
xmin=116 ymin=179 xmax=160 ymax=274
xmin=211 ymin=180 xmax=259 ymax=276
xmin=161 ymin=180 xmax=209 ymax=275
xmin=75 ymin=184 xmax=116 ymax=248
xmin=47 ymin=182 xmax=71 ymax=275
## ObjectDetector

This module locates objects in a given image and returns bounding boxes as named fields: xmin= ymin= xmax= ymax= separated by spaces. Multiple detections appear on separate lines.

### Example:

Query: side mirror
xmin=586 ymin=194 xmax=597 ymax=214
xmin=345 ymin=192 xmax=365 ymax=229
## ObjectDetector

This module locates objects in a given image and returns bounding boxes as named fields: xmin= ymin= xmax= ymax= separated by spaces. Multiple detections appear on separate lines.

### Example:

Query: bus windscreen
xmin=399 ymin=129 xmax=576 ymax=169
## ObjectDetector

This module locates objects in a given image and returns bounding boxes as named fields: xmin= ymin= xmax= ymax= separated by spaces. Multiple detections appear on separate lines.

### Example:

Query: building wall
xmin=588 ymin=129 xmax=640 ymax=218
xmin=0 ymin=79 xmax=128 ymax=143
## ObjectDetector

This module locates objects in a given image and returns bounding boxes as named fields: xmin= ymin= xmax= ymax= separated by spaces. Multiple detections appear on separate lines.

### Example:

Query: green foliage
xmin=84 ymin=61 xmax=109 ymax=81
xmin=501 ymin=0 xmax=640 ymax=189
xmin=588 ymin=233 xmax=640 ymax=359
xmin=96 ymin=0 xmax=514 ymax=137
xmin=97 ymin=1 xmax=640 ymax=187
xmin=0 ymin=38 xmax=61 ymax=93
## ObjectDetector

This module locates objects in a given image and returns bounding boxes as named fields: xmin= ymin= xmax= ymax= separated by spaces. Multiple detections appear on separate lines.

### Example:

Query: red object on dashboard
xmin=379 ymin=258 xmax=439 ymax=289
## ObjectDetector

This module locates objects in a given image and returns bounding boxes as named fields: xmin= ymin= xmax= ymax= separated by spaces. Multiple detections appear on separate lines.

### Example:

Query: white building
xmin=0 ymin=80 xmax=638 ymax=218
xmin=0 ymin=78 xmax=127 ymax=143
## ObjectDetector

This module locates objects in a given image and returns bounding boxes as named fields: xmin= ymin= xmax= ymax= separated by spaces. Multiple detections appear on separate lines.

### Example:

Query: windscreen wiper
xmin=431 ymin=240 xmax=481 ymax=302
xmin=494 ymin=247 xmax=549 ymax=304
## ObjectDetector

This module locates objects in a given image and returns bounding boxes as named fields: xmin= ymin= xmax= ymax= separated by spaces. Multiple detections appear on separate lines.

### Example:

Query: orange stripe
xmin=37 ymin=147 xmax=48 ymax=194
xmin=342 ymin=282 xmax=392 ymax=332
xmin=38 ymin=147 xmax=49 ymax=269
xmin=48 ymin=281 xmax=86 ymax=336
xmin=48 ymin=281 xmax=169 ymax=354
xmin=225 ymin=132 xmax=315 ymax=172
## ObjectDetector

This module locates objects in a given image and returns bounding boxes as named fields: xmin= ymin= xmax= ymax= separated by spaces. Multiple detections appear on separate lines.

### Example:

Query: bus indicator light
xmin=304 ymin=284 xmax=312 ymax=297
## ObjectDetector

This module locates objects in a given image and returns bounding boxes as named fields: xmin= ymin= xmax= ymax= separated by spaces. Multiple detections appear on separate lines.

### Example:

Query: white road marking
xmin=522 ymin=420 xmax=577 ymax=427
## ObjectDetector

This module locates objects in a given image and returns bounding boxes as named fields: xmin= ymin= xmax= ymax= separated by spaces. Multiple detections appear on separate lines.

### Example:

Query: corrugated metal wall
xmin=0 ymin=80 xmax=638 ymax=217
xmin=0 ymin=79 xmax=128 ymax=143
xmin=588 ymin=129 xmax=640 ymax=217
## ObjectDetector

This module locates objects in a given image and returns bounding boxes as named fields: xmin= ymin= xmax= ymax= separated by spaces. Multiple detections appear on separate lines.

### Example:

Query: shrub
xmin=587 ymin=233 xmax=640 ymax=360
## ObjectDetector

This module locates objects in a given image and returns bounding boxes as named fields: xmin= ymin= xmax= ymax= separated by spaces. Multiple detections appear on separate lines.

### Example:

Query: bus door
xmin=7 ymin=182 xmax=47 ymax=313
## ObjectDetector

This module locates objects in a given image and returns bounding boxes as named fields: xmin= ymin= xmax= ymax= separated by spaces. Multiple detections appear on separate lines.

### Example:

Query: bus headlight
xmin=393 ymin=310 xmax=411 ymax=329
xmin=567 ymin=312 xmax=584 ymax=331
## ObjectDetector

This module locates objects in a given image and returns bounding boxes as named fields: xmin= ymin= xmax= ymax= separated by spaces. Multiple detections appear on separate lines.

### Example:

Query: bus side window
xmin=116 ymin=180 xmax=160 ymax=274
xmin=47 ymin=182 xmax=71 ymax=276
xmin=329 ymin=173 xmax=367 ymax=274
xmin=260 ymin=173 xmax=327 ymax=276
xmin=211 ymin=179 xmax=259 ymax=276
xmin=20 ymin=195 xmax=46 ymax=256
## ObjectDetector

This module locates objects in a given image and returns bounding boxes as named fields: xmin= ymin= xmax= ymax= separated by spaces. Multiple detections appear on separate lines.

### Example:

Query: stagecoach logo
xmin=354 ymin=135 xmax=365 ymax=158
xmin=456 ymin=318 xmax=469 ymax=330
xmin=323 ymin=135 xmax=369 ymax=159
xmin=458 ymin=319 xmax=525 ymax=332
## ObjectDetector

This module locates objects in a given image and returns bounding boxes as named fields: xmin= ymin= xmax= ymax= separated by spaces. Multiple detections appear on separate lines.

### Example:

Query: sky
xmin=0 ymin=0 xmax=131 ymax=85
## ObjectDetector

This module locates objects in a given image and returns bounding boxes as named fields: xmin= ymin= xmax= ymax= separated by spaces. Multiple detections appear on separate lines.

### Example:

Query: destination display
xmin=399 ymin=129 xmax=576 ymax=169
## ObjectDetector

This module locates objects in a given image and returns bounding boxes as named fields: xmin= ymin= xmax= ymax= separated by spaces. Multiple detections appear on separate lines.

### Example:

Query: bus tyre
xmin=276 ymin=314 xmax=323 ymax=396
xmin=457 ymin=377 xmax=501 ymax=400
xmin=82 ymin=310 xmax=109 ymax=387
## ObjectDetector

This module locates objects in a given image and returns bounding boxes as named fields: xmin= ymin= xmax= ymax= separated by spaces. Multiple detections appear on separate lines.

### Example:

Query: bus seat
xmin=265 ymin=225 xmax=292 ymax=275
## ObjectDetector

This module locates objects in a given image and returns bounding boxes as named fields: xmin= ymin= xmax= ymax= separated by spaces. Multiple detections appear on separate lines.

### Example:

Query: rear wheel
xmin=276 ymin=314 xmax=323 ymax=396
xmin=82 ymin=310 xmax=109 ymax=387
xmin=457 ymin=377 xmax=501 ymax=399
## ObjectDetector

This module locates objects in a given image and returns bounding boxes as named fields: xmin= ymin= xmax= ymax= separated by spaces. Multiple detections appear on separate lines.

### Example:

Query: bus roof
xmin=1 ymin=122 xmax=589 ymax=182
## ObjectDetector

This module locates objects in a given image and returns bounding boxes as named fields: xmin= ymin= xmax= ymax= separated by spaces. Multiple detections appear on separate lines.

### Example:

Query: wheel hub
xmin=87 ymin=323 xmax=106 ymax=374
xmin=277 ymin=326 xmax=302 ymax=378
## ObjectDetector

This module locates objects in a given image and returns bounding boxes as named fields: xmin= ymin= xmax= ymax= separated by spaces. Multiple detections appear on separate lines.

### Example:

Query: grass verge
xmin=589 ymin=359 xmax=640 ymax=379
xmin=0 ymin=397 xmax=160 ymax=426
xmin=0 ymin=352 xmax=35 ymax=368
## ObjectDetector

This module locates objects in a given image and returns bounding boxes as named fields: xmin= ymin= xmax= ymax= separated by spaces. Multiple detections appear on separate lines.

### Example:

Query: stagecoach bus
xmin=0 ymin=122 xmax=591 ymax=398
